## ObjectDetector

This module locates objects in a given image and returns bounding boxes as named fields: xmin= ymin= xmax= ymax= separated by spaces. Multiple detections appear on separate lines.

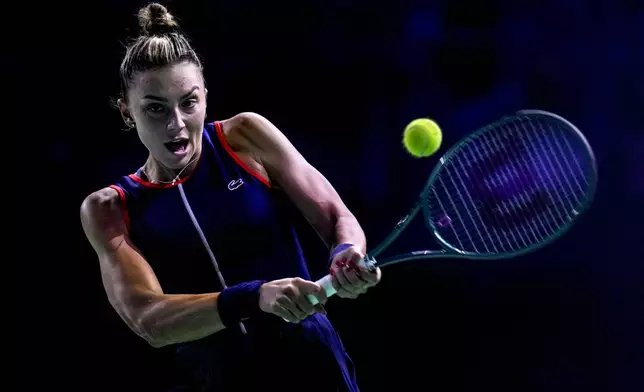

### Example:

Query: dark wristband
xmin=217 ymin=280 xmax=267 ymax=328
xmin=328 ymin=243 xmax=354 ymax=266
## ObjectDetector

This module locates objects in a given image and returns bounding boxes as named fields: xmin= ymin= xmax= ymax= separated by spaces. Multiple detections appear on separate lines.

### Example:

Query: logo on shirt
xmin=228 ymin=178 xmax=244 ymax=191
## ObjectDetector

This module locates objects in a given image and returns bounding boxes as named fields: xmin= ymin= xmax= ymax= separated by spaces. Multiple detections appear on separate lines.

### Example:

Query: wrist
xmin=328 ymin=243 xmax=354 ymax=265
xmin=217 ymin=280 xmax=267 ymax=328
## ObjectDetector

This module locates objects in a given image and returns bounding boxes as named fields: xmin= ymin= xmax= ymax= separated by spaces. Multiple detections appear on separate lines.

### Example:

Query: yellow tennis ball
xmin=402 ymin=118 xmax=442 ymax=158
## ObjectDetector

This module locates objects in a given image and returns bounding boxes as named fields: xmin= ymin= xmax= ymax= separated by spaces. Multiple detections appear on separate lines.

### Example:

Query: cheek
xmin=135 ymin=126 xmax=163 ymax=149
xmin=191 ymin=103 xmax=207 ymax=119
xmin=186 ymin=107 xmax=207 ymax=127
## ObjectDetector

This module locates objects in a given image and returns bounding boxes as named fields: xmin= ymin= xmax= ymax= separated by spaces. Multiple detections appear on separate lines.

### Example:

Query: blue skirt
xmin=169 ymin=313 xmax=360 ymax=392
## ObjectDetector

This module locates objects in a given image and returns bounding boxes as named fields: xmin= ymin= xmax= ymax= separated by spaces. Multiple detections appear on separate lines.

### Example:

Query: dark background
xmin=17 ymin=0 xmax=643 ymax=391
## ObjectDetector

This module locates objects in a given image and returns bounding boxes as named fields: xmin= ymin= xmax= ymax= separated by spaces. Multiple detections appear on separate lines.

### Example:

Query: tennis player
xmin=80 ymin=3 xmax=380 ymax=391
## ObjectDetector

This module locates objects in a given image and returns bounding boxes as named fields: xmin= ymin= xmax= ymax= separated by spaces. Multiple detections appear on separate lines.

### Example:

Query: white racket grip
xmin=305 ymin=258 xmax=374 ymax=305
xmin=306 ymin=275 xmax=336 ymax=305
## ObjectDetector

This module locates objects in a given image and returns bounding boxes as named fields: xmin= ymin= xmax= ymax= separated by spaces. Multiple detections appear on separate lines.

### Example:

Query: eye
xmin=146 ymin=103 xmax=166 ymax=114
xmin=182 ymin=98 xmax=198 ymax=109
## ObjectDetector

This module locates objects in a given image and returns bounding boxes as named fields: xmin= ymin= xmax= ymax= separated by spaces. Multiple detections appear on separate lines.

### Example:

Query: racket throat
xmin=361 ymin=256 xmax=378 ymax=272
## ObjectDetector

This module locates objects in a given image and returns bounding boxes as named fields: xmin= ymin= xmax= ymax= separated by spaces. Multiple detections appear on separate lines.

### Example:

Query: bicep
xmin=80 ymin=188 xmax=163 ymax=328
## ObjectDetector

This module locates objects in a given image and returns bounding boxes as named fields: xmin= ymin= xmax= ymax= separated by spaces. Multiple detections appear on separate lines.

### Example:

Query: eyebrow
xmin=142 ymin=86 xmax=200 ymax=102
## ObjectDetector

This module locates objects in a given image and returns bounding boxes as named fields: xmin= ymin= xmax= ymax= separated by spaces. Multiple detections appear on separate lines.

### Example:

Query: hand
xmin=259 ymin=278 xmax=328 ymax=323
xmin=330 ymin=246 xmax=381 ymax=299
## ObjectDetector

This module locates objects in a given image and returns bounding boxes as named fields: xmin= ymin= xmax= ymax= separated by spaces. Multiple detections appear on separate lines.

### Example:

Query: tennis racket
xmin=307 ymin=109 xmax=598 ymax=305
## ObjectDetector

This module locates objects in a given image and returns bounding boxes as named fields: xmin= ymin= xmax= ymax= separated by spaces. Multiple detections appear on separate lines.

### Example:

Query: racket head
xmin=422 ymin=110 xmax=597 ymax=259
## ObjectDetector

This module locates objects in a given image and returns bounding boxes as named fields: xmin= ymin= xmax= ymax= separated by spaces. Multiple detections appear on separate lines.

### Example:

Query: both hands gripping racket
xmin=307 ymin=109 xmax=598 ymax=305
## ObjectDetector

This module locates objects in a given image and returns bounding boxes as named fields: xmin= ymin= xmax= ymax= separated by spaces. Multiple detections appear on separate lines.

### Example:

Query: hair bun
xmin=138 ymin=3 xmax=179 ymax=35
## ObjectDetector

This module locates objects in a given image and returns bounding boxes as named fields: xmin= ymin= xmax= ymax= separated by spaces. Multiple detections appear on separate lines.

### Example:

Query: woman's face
xmin=120 ymin=61 xmax=207 ymax=170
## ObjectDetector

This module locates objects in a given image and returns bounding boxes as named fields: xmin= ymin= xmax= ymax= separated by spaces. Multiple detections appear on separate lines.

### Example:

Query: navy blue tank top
xmin=111 ymin=122 xmax=359 ymax=391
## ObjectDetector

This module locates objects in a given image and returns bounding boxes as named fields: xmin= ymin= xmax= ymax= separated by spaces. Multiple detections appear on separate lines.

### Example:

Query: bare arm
xmin=80 ymin=188 xmax=230 ymax=348
xmin=222 ymin=112 xmax=367 ymax=255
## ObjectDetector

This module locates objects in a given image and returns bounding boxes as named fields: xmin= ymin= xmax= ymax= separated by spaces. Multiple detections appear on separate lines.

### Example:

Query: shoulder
xmin=218 ymin=112 xmax=289 ymax=154
xmin=80 ymin=187 xmax=123 ymax=229
xmin=220 ymin=112 xmax=295 ymax=160
xmin=219 ymin=112 xmax=269 ymax=134
xmin=80 ymin=186 xmax=130 ymax=251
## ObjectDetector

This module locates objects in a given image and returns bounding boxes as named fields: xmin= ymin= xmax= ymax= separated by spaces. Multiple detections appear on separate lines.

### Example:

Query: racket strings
xmin=478 ymin=122 xmax=556 ymax=250
xmin=487 ymin=122 xmax=566 ymax=248
xmin=512 ymin=119 xmax=588 ymax=225
xmin=426 ymin=114 xmax=595 ymax=255
xmin=430 ymin=131 xmax=541 ymax=253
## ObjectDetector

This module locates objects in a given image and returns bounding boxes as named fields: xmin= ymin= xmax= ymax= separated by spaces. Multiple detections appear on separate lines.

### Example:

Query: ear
xmin=118 ymin=98 xmax=136 ymax=128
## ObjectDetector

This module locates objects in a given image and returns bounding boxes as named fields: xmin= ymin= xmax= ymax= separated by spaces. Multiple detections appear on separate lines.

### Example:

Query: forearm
xmin=138 ymin=292 xmax=227 ymax=347
xmin=332 ymin=212 xmax=367 ymax=254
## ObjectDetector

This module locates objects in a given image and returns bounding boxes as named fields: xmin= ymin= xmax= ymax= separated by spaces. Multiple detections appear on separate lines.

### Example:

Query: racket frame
xmin=307 ymin=110 xmax=598 ymax=305
xmin=369 ymin=109 xmax=598 ymax=268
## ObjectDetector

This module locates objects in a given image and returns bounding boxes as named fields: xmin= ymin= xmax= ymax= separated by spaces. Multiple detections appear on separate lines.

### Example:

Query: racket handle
xmin=282 ymin=258 xmax=374 ymax=322
xmin=281 ymin=277 xmax=334 ymax=321
xmin=305 ymin=258 xmax=374 ymax=305
xmin=306 ymin=275 xmax=336 ymax=305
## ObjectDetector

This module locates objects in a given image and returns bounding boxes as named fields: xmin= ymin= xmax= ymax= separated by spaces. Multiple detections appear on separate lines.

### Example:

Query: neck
xmin=143 ymin=148 xmax=201 ymax=184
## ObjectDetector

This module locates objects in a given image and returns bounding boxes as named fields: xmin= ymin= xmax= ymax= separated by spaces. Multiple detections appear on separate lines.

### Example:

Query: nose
xmin=167 ymin=107 xmax=186 ymax=136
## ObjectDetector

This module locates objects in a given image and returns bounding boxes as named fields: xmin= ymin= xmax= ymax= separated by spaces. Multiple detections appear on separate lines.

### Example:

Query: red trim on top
xmin=128 ymin=153 xmax=202 ymax=189
xmin=128 ymin=173 xmax=192 ymax=189
xmin=109 ymin=185 xmax=131 ymax=232
xmin=214 ymin=121 xmax=271 ymax=188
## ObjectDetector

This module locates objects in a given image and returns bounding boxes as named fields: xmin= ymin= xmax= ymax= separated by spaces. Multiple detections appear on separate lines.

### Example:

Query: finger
xmin=314 ymin=303 xmax=327 ymax=315
xmin=342 ymin=252 xmax=369 ymax=297
xmin=305 ymin=282 xmax=329 ymax=306
xmin=291 ymin=278 xmax=327 ymax=308
xmin=292 ymin=277 xmax=323 ymax=296
xmin=348 ymin=259 xmax=379 ymax=286
xmin=362 ymin=267 xmax=381 ymax=285
xmin=330 ymin=258 xmax=347 ymax=275
xmin=274 ymin=302 xmax=299 ymax=323
xmin=339 ymin=263 xmax=366 ymax=297
xmin=334 ymin=283 xmax=360 ymax=299
xmin=345 ymin=254 xmax=368 ymax=278
xmin=277 ymin=296 xmax=307 ymax=321
xmin=314 ymin=287 xmax=328 ymax=305
xmin=341 ymin=263 xmax=371 ymax=298
xmin=342 ymin=263 xmax=364 ymax=286
xmin=285 ymin=287 xmax=316 ymax=316
xmin=332 ymin=267 xmax=355 ymax=298
xmin=283 ymin=282 xmax=315 ymax=316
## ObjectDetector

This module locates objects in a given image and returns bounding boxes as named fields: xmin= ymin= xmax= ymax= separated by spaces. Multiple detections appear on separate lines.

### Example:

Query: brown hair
xmin=118 ymin=3 xmax=202 ymax=102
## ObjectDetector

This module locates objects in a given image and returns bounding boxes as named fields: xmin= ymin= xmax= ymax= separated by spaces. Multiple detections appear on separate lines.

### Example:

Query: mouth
xmin=164 ymin=139 xmax=189 ymax=156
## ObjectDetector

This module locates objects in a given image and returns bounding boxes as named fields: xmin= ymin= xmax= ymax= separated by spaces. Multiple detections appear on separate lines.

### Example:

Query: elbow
xmin=109 ymin=289 xmax=170 ymax=348
xmin=146 ymin=337 xmax=168 ymax=349
xmin=133 ymin=321 xmax=168 ymax=348
xmin=134 ymin=314 xmax=171 ymax=348
xmin=117 ymin=300 xmax=169 ymax=348
xmin=134 ymin=321 xmax=160 ymax=347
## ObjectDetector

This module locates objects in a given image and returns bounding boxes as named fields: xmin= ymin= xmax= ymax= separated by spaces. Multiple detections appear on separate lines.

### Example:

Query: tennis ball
xmin=402 ymin=118 xmax=442 ymax=158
